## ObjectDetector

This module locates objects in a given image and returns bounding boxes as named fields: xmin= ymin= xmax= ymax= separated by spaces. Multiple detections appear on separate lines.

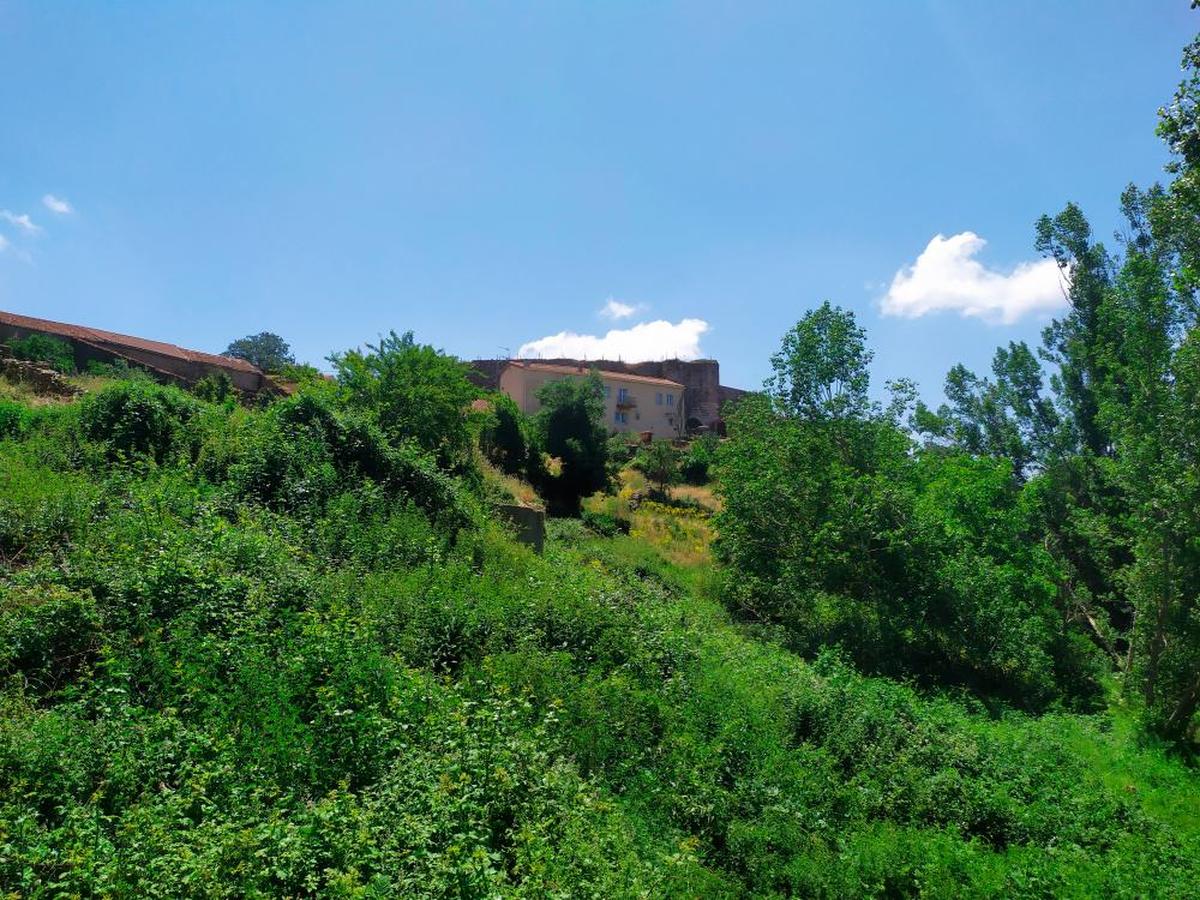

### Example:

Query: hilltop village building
xmin=498 ymin=361 xmax=685 ymax=439
xmin=472 ymin=356 xmax=745 ymax=434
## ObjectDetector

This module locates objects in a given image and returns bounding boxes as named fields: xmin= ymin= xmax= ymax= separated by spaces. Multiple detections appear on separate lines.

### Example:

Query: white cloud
xmin=0 ymin=234 xmax=10 ymax=253
xmin=518 ymin=318 xmax=710 ymax=361
xmin=0 ymin=210 xmax=42 ymax=235
xmin=881 ymin=232 xmax=1067 ymax=324
xmin=599 ymin=298 xmax=642 ymax=320
xmin=42 ymin=194 xmax=73 ymax=215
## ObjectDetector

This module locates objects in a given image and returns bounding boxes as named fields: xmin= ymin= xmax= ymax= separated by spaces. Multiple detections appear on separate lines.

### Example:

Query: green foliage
xmin=479 ymin=392 xmax=543 ymax=485
xmin=84 ymin=357 xmax=144 ymax=379
xmin=0 ymin=584 xmax=101 ymax=695
xmin=532 ymin=372 xmax=610 ymax=516
xmin=632 ymin=440 xmax=680 ymax=496
xmin=0 ymin=400 xmax=30 ymax=439
xmin=79 ymin=379 xmax=201 ymax=464
xmin=717 ymin=319 xmax=1102 ymax=710
xmin=0 ymin=370 xmax=1198 ymax=894
xmin=197 ymin=387 xmax=474 ymax=532
xmin=0 ymin=448 xmax=98 ymax=565
xmin=680 ymin=433 xmax=719 ymax=485
xmin=5 ymin=333 xmax=76 ymax=373
xmin=581 ymin=508 xmax=631 ymax=537
xmin=277 ymin=361 xmax=326 ymax=385
xmin=331 ymin=329 xmax=479 ymax=469
xmin=191 ymin=369 xmax=235 ymax=404
xmin=768 ymin=300 xmax=872 ymax=420
xmin=223 ymin=331 xmax=295 ymax=372
xmin=914 ymin=342 xmax=1060 ymax=481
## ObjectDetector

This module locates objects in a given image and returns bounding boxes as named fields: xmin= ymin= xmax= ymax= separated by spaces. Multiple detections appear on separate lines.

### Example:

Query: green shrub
xmin=191 ymin=370 xmax=235 ymax=403
xmin=0 ymin=400 xmax=30 ymax=439
xmin=479 ymin=392 xmax=533 ymax=476
xmin=0 ymin=449 xmax=97 ymax=563
xmin=581 ymin=508 xmax=631 ymax=537
xmin=680 ymin=434 xmax=719 ymax=485
xmin=533 ymin=373 xmax=610 ymax=516
xmin=195 ymin=388 xmax=475 ymax=534
xmin=632 ymin=440 xmax=680 ymax=496
xmin=0 ymin=584 xmax=101 ymax=694
xmin=330 ymin=329 xmax=479 ymax=469
xmin=79 ymin=379 xmax=201 ymax=464
xmin=5 ymin=333 xmax=76 ymax=373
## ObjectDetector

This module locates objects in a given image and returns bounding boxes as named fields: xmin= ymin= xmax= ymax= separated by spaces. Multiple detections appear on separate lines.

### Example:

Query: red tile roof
xmin=506 ymin=360 xmax=683 ymax=389
xmin=0 ymin=309 xmax=262 ymax=375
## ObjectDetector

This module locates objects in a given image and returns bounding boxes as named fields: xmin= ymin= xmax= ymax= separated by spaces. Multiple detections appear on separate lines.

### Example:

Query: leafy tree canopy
xmin=532 ymin=372 xmax=609 ymax=515
xmin=224 ymin=331 xmax=295 ymax=373
xmin=767 ymin=301 xmax=872 ymax=421
xmin=330 ymin=329 xmax=479 ymax=470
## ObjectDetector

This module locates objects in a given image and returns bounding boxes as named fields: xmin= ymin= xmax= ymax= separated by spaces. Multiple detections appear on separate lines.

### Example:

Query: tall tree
xmin=767 ymin=301 xmax=872 ymax=422
xmin=717 ymin=307 xmax=1100 ymax=709
xmin=1090 ymin=42 xmax=1200 ymax=741
xmin=532 ymin=372 xmax=610 ymax=515
xmin=224 ymin=332 xmax=295 ymax=373
xmin=1035 ymin=206 xmax=1115 ymax=457
xmin=914 ymin=341 xmax=1059 ymax=481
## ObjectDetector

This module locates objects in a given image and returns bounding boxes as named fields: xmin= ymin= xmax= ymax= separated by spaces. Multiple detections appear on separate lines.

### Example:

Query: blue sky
xmin=0 ymin=2 xmax=1192 ymax=397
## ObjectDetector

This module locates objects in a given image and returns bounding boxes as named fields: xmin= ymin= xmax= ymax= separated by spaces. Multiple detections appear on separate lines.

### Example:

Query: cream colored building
xmin=499 ymin=361 xmax=685 ymax=439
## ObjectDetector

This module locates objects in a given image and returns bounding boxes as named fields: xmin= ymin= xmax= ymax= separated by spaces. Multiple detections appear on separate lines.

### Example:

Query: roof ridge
xmin=506 ymin=359 xmax=684 ymax=388
xmin=0 ymin=309 xmax=262 ymax=374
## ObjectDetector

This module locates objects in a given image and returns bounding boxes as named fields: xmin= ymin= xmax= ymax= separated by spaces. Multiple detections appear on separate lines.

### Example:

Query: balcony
xmin=615 ymin=394 xmax=637 ymax=409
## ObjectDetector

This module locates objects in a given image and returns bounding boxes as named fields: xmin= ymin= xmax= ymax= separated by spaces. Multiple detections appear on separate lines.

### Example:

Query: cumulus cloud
xmin=1 ymin=210 xmax=42 ymax=235
xmin=518 ymin=318 xmax=710 ymax=361
xmin=42 ymin=194 xmax=73 ymax=215
xmin=881 ymin=232 xmax=1067 ymax=324
xmin=599 ymin=298 xmax=644 ymax=320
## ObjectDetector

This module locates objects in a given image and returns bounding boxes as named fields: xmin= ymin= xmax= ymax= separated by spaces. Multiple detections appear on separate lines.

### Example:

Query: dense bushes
xmin=0 ymin=400 xmax=29 ymax=438
xmin=80 ymin=379 xmax=201 ymax=463
xmin=0 ymin=372 xmax=1198 ymax=894
xmin=194 ymin=388 xmax=475 ymax=532
xmin=479 ymin=393 xmax=534 ymax=476
xmin=5 ymin=333 xmax=76 ymax=373
xmin=716 ymin=330 xmax=1105 ymax=711
xmin=331 ymin=329 xmax=480 ymax=469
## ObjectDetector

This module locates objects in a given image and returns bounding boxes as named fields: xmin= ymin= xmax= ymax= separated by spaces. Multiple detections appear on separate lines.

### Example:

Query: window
xmin=614 ymin=410 xmax=627 ymax=424
xmin=617 ymin=387 xmax=630 ymax=403
xmin=604 ymin=385 xmax=611 ymax=398
xmin=666 ymin=393 xmax=674 ymax=406
xmin=656 ymin=392 xmax=663 ymax=405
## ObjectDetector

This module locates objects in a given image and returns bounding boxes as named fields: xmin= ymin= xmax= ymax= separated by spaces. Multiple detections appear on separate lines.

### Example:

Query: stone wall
xmin=0 ymin=355 xmax=82 ymax=398
xmin=496 ymin=503 xmax=545 ymax=554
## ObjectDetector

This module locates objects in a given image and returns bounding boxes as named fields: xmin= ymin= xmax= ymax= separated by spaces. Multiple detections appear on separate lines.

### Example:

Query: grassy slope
xmin=1 ymin=380 xmax=1199 ymax=896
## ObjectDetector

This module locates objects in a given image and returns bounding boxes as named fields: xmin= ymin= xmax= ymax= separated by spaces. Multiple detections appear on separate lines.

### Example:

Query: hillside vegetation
xmin=1 ymin=357 xmax=1198 ymax=897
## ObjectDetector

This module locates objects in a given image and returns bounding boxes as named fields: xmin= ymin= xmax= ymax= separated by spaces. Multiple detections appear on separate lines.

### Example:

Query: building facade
xmin=498 ymin=361 xmax=685 ymax=439
xmin=471 ymin=356 xmax=744 ymax=433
